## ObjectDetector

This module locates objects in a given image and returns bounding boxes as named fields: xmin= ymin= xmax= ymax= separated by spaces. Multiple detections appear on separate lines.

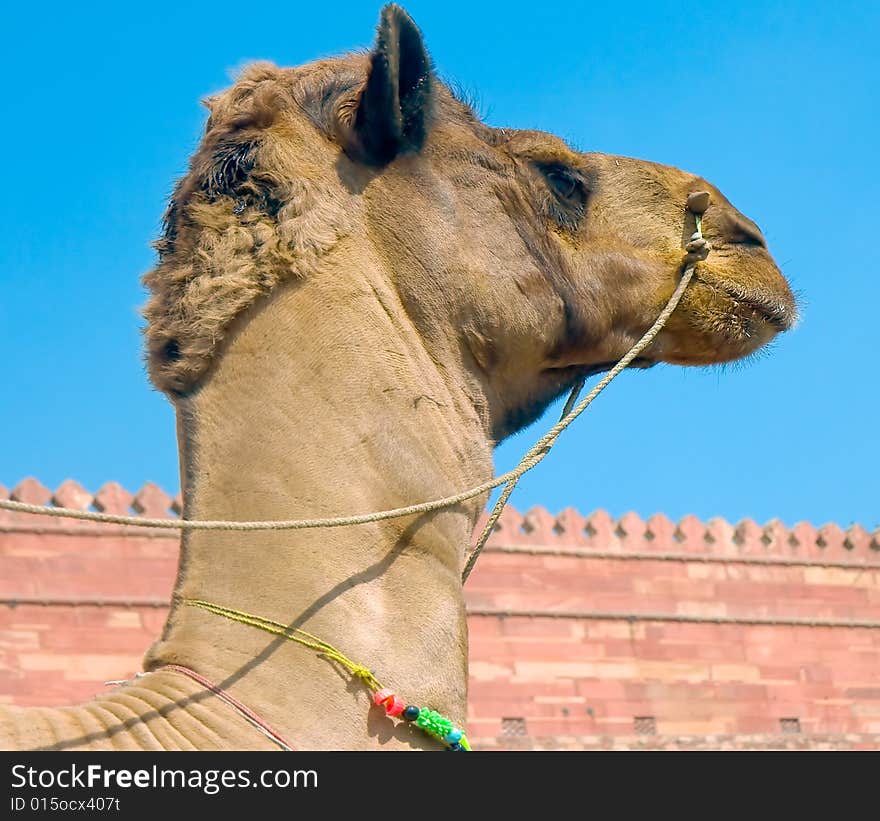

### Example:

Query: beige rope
xmin=0 ymin=270 xmax=689 ymax=536
xmin=0 ymin=200 xmax=708 ymax=585
xmin=0 ymin=265 xmax=691 ymax=540
xmin=461 ymin=196 xmax=710 ymax=579
xmin=461 ymin=261 xmax=695 ymax=581
xmin=467 ymin=607 xmax=880 ymax=630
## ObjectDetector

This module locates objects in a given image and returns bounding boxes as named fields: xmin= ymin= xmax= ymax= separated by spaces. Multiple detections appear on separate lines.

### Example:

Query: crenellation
xmin=93 ymin=482 xmax=134 ymax=515
xmin=844 ymin=524 xmax=870 ymax=552
xmin=616 ymin=511 xmax=646 ymax=551
xmin=11 ymin=478 xmax=52 ymax=506
xmin=522 ymin=506 xmax=556 ymax=543
xmin=761 ymin=518 xmax=788 ymax=553
xmin=1 ymin=482 xmax=877 ymax=562
xmin=816 ymin=522 xmax=846 ymax=555
xmin=52 ymin=480 xmax=92 ymax=511
xmin=645 ymin=512 xmax=676 ymax=549
xmin=554 ymin=507 xmax=586 ymax=542
xmin=131 ymin=482 xmax=174 ymax=519
xmin=674 ymin=514 xmax=705 ymax=553
xmin=584 ymin=509 xmax=615 ymax=550
xmin=704 ymin=516 xmax=734 ymax=555
xmin=495 ymin=507 xmax=525 ymax=544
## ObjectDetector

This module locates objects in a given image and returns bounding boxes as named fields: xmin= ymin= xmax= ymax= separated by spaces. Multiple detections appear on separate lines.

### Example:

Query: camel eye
xmin=536 ymin=162 xmax=588 ymax=228
xmin=537 ymin=162 xmax=587 ymax=204
xmin=545 ymin=168 xmax=579 ymax=199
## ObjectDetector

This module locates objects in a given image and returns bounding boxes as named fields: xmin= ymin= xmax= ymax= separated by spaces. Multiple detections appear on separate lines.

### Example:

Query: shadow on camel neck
xmin=1 ymin=4 xmax=795 ymax=751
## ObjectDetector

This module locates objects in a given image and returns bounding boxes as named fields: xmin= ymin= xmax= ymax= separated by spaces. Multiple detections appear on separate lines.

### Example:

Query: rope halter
xmin=0 ymin=191 xmax=713 ymax=587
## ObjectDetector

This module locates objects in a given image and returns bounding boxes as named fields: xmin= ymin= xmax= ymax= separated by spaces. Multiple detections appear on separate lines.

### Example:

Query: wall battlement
xmin=2 ymin=478 xmax=879 ymax=749
xmin=3 ymin=477 xmax=878 ymax=561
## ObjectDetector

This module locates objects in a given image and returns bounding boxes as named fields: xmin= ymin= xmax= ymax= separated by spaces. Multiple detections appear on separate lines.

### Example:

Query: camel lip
xmin=695 ymin=276 xmax=796 ymax=331
xmin=543 ymin=357 xmax=656 ymax=379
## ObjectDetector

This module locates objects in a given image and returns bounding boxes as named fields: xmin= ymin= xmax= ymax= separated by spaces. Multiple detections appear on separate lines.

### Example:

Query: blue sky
xmin=1 ymin=1 xmax=876 ymax=529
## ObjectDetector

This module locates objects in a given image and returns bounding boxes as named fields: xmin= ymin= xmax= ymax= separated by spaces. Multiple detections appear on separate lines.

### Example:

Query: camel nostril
xmin=725 ymin=214 xmax=767 ymax=249
xmin=731 ymin=228 xmax=767 ymax=249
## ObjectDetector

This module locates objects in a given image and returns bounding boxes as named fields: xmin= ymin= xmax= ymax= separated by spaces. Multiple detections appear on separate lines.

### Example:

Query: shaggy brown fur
xmin=143 ymin=52 xmax=496 ymax=396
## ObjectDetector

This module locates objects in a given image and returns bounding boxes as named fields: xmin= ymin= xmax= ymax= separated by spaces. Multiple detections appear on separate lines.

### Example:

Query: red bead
xmin=384 ymin=695 xmax=406 ymax=717
xmin=373 ymin=688 xmax=395 ymax=708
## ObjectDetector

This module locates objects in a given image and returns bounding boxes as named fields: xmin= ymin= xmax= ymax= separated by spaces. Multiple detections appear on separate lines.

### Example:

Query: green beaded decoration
xmin=182 ymin=599 xmax=472 ymax=751
xmin=414 ymin=707 xmax=471 ymax=750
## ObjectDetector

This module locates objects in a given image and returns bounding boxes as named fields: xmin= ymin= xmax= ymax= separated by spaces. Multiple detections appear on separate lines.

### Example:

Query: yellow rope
xmin=183 ymin=598 xmax=385 ymax=691
xmin=182 ymin=597 xmax=473 ymax=749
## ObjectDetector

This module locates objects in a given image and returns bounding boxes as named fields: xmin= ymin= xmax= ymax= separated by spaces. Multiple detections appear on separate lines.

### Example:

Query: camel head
xmin=144 ymin=4 xmax=796 ymax=440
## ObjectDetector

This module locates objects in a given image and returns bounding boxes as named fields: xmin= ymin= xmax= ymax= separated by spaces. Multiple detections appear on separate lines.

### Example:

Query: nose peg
xmin=687 ymin=191 xmax=711 ymax=214
xmin=685 ymin=190 xmax=712 ymax=261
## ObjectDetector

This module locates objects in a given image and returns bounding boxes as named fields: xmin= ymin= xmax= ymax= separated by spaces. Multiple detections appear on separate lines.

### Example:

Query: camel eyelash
xmin=206 ymin=140 xmax=259 ymax=198
xmin=534 ymin=162 xmax=589 ymax=229
xmin=203 ymin=140 xmax=283 ymax=218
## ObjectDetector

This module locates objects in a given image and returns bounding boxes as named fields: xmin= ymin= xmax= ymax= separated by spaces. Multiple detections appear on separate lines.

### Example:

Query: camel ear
xmin=349 ymin=5 xmax=434 ymax=165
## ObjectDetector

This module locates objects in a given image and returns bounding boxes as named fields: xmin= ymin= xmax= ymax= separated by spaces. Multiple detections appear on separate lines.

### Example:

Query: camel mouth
xmin=695 ymin=275 xmax=797 ymax=332
xmin=650 ymin=271 xmax=797 ymax=368
xmin=543 ymin=357 xmax=656 ymax=381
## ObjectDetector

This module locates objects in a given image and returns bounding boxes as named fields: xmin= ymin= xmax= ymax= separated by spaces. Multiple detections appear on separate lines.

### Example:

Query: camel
xmin=1 ymin=4 xmax=795 ymax=750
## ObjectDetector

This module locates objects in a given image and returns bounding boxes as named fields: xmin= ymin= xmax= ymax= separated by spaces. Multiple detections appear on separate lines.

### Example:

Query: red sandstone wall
xmin=2 ymin=479 xmax=879 ymax=750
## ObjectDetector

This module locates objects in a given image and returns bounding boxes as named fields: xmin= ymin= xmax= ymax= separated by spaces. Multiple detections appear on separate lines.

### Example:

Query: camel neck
xmin=144 ymin=264 xmax=492 ymax=749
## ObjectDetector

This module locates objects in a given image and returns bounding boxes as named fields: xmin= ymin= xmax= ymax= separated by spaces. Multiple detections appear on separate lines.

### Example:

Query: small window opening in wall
xmin=780 ymin=718 xmax=801 ymax=734
xmin=501 ymin=717 xmax=527 ymax=737
xmin=634 ymin=716 xmax=656 ymax=735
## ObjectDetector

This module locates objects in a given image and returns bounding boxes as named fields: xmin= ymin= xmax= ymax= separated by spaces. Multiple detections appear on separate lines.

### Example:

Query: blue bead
xmin=403 ymin=706 xmax=420 ymax=721
xmin=448 ymin=742 xmax=463 ymax=751
xmin=445 ymin=728 xmax=463 ymax=744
